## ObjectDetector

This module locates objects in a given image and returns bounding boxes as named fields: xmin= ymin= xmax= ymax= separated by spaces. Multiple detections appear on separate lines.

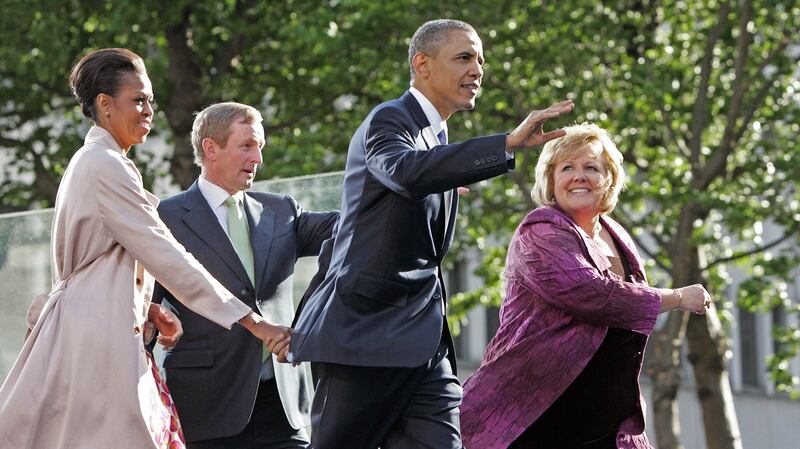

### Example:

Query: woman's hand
xmin=665 ymin=284 xmax=712 ymax=314
xmin=148 ymin=303 xmax=183 ymax=347
xmin=677 ymin=284 xmax=713 ymax=314
xmin=238 ymin=312 xmax=293 ymax=362
xmin=659 ymin=284 xmax=713 ymax=314
xmin=256 ymin=322 xmax=292 ymax=362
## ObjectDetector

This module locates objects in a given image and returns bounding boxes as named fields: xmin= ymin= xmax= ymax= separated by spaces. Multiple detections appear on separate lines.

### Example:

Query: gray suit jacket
xmin=290 ymin=91 xmax=511 ymax=370
xmin=153 ymin=181 xmax=337 ymax=442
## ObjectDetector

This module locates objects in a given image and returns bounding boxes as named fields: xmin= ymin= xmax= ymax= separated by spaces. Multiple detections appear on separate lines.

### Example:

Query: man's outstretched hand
xmin=506 ymin=99 xmax=575 ymax=152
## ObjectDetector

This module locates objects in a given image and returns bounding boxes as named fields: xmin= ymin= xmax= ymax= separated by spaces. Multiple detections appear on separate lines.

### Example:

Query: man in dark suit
xmin=289 ymin=19 xmax=574 ymax=449
xmin=153 ymin=102 xmax=337 ymax=449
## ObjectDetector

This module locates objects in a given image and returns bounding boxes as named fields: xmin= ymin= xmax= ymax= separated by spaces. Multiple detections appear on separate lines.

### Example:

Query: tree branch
xmin=704 ymin=231 xmax=798 ymax=270
xmin=508 ymin=150 xmax=536 ymax=211
xmin=733 ymin=43 xmax=800 ymax=145
xmin=751 ymin=36 xmax=791 ymax=84
xmin=699 ymin=73 xmax=781 ymax=189
xmin=211 ymin=0 xmax=259 ymax=75
xmin=271 ymin=107 xmax=324 ymax=130
xmin=657 ymin=102 xmax=691 ymax=159
xmin=29 ymin=146 xmax=59 ymax=204
xmin=611 ymin=212 xmax=671 ymax=272
xmin=621 ymin=146 xmax=646 ymax=173
xmin=694 ymin=0 xmax=752 ymax=189
xmin=0 ymin=135 xmax=22 ymax=147
xmin=688 ymin=1 xmax=731 ymax=167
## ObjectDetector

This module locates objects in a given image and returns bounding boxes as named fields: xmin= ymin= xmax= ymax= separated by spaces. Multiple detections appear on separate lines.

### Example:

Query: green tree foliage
xmin=0 ymin=0 xmax=433 ymax=207
xmin=1 ymin=0 xmax=799 ymax=446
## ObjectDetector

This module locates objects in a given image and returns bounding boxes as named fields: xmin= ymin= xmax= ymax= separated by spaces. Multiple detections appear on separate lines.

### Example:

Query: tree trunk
xmin=654 ymin=199 xmax=742 ymax=449
xmin=163 ymin=6 xmax=204 ymax=189
xmin=168 ymin=134 xmax=200 ymax=190
xmin=159 ymin=2 xmax=253 ymax=189
xmin=649 ymin=202 xmax=704 ymax=449
xmin=649 ymin=312 xmax=689 ymax=449
xmin=686 ymin=304 xmax=743 ymax=449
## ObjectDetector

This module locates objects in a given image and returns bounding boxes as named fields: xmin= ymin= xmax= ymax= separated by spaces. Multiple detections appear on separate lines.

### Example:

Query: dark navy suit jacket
xmin=290 ymin=91 xmax=511 ymax=370
xmin=153 ymin=182 xmax=337 ymax=441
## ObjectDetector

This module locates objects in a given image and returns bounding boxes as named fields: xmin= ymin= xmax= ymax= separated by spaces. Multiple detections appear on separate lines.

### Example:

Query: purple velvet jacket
xmin=461 ymin=206 xmax=661 ymax=449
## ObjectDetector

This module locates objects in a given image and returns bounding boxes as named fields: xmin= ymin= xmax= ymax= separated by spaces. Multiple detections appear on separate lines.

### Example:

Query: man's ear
xmin=411 ymin=52 xmax=430 ymax=80
xmin=201 ymin=137 xmax=218 ymax=161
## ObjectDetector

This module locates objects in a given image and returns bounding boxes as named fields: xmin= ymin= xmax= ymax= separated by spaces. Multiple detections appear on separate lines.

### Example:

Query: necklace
xmin=582 ymin=220 xmax=602 ymax=239
xmin=592 ymin=220 xmax=602 ymax=238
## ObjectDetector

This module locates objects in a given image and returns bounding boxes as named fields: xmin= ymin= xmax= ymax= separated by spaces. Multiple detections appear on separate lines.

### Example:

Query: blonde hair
xmin=191 ymin=102 xmax=264 ymax=167
xmin=531 ymin=123 xmax=626 ymax=214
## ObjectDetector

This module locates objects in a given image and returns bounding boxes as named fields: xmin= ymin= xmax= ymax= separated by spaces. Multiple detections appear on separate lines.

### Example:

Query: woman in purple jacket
xmin=461 ymin=123 xmax=712 ymax=449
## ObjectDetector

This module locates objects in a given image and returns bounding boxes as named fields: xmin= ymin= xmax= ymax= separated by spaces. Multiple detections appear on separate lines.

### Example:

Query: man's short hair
xmin=191 ymin=102 xmax=264 ymax=167
xmin=408 ymin=19 xmax=477 ymax=80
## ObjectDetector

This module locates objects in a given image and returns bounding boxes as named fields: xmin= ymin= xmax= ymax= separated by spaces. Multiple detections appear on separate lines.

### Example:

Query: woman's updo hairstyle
xmin=68 ymin=48 xmax=146 ymax=121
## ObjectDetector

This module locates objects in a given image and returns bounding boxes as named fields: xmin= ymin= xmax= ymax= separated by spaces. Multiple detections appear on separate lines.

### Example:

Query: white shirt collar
xmin=409 ymin=87 xmax=447 ymax=143
xmin=198 ymin=175 xmax=245 ymax=208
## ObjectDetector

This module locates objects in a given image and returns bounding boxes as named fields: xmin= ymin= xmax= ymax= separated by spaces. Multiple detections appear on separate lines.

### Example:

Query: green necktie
xmin=225 ymin=196 xmax=271 ymax=371
xmin=224 ymin=196 xmax=255 ymax=287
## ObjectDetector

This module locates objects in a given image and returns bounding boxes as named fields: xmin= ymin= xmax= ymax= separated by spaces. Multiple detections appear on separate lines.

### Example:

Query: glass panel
xmin=0 ymin=210 xmax=53 ymax=376
xmin=0 ymin=172 xmax=343 ymax=381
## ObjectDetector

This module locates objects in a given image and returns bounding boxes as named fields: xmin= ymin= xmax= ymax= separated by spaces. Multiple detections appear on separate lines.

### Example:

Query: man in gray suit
xmin=290 ymin=19 xmax=573 ymax=449
xmin=153 ymin=102 xmax=337 ymax=449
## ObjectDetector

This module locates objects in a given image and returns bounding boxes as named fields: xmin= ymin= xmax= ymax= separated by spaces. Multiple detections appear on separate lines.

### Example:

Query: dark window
xmin=739 ymin=309 xmax=760 ymax=388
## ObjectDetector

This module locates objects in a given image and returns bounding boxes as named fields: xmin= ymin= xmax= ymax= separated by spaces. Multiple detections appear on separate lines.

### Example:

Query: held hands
xmin=675 ymin=284 xmax=713 ymax=315
xmin=147 ymin=303 xmax=183 ymax=347
xmin=258 ymin=322 xmax=292 ymax=363
xmin=506 ymin=99 xmax=575 ymax=152
xmin=238 ymin=312 xmax=293 ymax=363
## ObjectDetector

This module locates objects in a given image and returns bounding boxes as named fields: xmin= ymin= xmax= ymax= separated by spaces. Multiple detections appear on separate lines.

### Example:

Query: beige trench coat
xmin=0 ymin=126 xmax=253 ymax=448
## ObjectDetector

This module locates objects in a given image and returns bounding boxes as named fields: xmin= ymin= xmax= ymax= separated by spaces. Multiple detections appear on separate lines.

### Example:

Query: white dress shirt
xmin=409 ymin=87 xmax=448 ymax=144
xmin=197 ymin=176 xmax=274 ymax=380
xmin=197 ymin=175 xmax=247 ymax=236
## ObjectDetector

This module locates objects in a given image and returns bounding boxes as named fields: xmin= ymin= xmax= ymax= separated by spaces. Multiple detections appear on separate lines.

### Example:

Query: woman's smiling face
xmin=100 ymin=71 xmax=153 ymax=151
xmin=552 ymin=141 xmax=608 ymax=222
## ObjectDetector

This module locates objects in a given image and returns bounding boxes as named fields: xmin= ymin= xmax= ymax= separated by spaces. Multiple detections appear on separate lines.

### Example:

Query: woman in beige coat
xmin=0 ymin=48 xmax=291 ymax=449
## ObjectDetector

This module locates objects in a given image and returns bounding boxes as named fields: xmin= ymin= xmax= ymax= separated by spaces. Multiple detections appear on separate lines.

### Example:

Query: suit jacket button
xmin=433 ymin=293 xmax=441 ymax=300
xmin=240 ymin=289 xmax=249 ymax=296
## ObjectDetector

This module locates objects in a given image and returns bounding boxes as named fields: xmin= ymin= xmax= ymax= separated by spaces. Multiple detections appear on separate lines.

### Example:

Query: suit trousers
xmin=188 ymin=378 xmax=309 ymax=449
xmin=309 ymin=342 xmax=462 ymax=449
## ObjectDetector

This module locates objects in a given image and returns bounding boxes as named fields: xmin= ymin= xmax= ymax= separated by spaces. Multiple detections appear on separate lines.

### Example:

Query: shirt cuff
xmin=505 ymin=151 xmax=515 ymax=171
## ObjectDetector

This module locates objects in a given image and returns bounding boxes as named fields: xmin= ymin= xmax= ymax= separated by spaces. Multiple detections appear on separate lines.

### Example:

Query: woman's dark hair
xmin=68 ymin=48 xmax=146 ymax=121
